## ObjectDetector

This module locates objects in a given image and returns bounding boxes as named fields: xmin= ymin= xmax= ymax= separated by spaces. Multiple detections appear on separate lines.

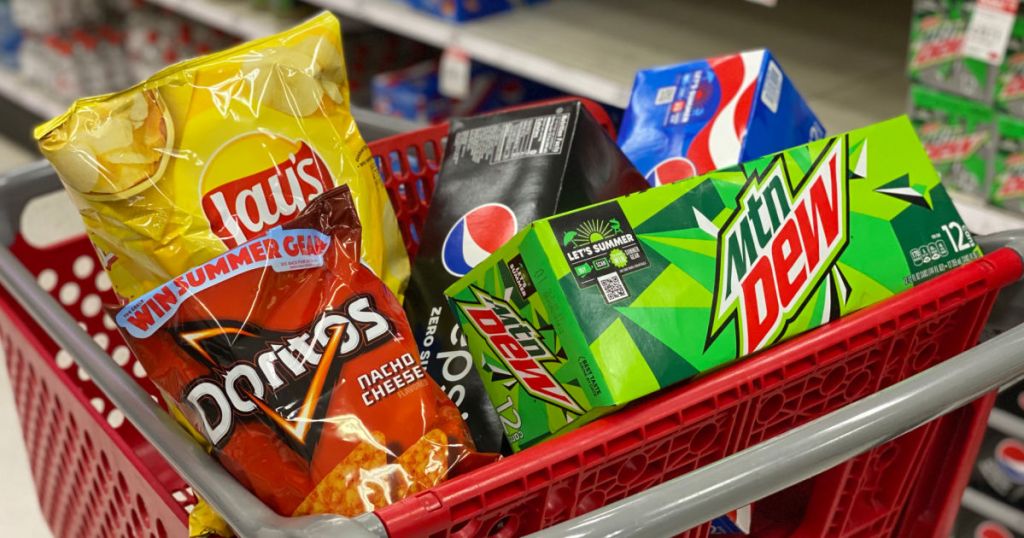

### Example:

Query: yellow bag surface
xmin=35 ymin=12 xmax=409 ymax=301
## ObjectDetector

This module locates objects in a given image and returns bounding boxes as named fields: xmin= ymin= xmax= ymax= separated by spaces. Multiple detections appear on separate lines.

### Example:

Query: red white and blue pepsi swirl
xmin=995 ymin=438 xmax=1024 ymax=484
xmin=618 ymin=49 xmax=825 ymax=187
xmin=441 ymin=203 xmax=518 ymax=277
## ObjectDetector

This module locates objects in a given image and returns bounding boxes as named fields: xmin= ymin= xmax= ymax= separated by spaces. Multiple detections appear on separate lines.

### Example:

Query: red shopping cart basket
xmin=0 ymin=97 xmax=1020 ymax=538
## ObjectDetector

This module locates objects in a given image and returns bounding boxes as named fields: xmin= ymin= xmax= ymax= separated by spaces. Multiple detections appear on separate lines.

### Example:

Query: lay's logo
xmin=710 ymin=137 xmax=849 ymax=355
xmin=201 ymin=133 xmax=334 ymax=248
xmin=456 ymin=287 xmax=584 ymax=415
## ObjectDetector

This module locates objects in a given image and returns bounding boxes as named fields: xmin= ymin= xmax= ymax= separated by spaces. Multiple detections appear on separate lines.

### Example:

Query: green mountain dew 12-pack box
xmin=910 ymin=0 xmax=999 ymax=103
xmin=445 ymin=116 xmax=982 ymax=452
xmin=910 ymin=84 xmax=995 ymax=198
xmin=992 ymin=115 xmax=1024 ymax=212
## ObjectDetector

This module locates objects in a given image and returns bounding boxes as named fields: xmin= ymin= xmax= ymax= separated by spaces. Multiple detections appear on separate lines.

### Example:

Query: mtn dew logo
xmin=919 ymin=122 xmax=988 ymax=164
xmin=455 ymin=287 xmax=584 ymax=415
xmin=997 ymin=157 xmax=1024 ymax=199
xmin=912 ymin=18 xmax=964 ymax=68
xmin=710 ymin=137 xmax=849 ymax=355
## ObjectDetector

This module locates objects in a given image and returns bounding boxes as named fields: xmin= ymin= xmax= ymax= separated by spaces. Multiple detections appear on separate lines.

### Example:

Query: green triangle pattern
xmin=630 ymin=263 xmax=711 ymax=308
xmin=617 ymin=305 xmax=735 ymax=374
xmin=641 ymin=235 xmax=718 ymax=286
xmin=588 ymin=318 xmax=660 ymax=402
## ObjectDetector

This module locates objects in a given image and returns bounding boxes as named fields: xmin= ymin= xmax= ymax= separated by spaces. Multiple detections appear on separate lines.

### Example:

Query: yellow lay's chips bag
xmin=34 ymin=12 xmax=409 ymax=301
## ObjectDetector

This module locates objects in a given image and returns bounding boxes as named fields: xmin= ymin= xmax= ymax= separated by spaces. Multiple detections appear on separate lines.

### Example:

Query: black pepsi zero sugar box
xmin=403 ymin=100 xmax=647 ymax=453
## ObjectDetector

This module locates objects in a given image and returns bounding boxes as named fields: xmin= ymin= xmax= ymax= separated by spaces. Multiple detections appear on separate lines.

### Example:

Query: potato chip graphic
xmin=40 ymin=90 xmax=173 ymax=200
xmin=35 ymin=12 xmax=409 ymax=302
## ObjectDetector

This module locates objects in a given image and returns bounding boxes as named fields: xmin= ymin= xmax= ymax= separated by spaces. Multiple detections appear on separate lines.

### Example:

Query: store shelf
xmin=0 ymin=69 xmax=64 ymax=119
xmin=145 ymin=0 xmax=302 ymax=40
xmin=307 ymin=0 xmax=910 ymax=128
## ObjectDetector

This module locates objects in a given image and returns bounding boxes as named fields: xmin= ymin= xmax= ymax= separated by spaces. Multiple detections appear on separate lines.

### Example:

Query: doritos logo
xmin=710 ymin=137 xmax=849 ymax=355
xmin=177 ymin=294 xmax=393 ymax=455
xmin=456 ymin=288 xmax=583 ymax=415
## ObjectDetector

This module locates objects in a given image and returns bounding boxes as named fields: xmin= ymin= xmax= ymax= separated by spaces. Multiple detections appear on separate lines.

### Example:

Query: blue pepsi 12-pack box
xmin=618 ymin=49 xmax=825 ymax=187
xmin=405 ymin=0 xmax=545 ymax=22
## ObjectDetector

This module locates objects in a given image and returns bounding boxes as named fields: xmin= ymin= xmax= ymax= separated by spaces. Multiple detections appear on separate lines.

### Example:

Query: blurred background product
xmin=371 ymin=58 xmax=559 ymax=123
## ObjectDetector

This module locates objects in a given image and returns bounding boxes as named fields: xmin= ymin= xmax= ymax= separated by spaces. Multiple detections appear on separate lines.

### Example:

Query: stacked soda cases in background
xmin=402 ymin=0 xmax=546 ymax=22
xmin=3 ymin=0 xmax=238 ymax=104
xmin=344 ymin=26 xmax=439 ymax=105
xmin=912 ymin=3 xmax=1024 ymax=534
xmin=954 ymin=381 xmax=1024 ymax=537
xmin=908 ymin=0 xmax=1024 ymax=213
xmin=371 ymin=58 xmax=561 ymax=123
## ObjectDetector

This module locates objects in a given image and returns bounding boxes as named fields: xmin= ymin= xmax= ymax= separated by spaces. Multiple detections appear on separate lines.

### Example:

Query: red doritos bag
xmin=115 ymin=186 xmax=473 ymax=517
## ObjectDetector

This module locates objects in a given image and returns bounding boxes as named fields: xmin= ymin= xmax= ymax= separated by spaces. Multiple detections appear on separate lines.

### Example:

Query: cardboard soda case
xmin=710 ymin=505 xmax=752 ymax=535
xmin=954 ymin=489 xmax=1024 ymax=538
xmin=910 ymin=84 xmax=996 ymax=198
xmin=446 ymin=116 xmax=982 ymax=451
xmin=992 ymin=115 xmax=1024 ymax=212
xmin=404 ymin=101 xmax=647 ymax=453
xmin=909 ymin=0 xmax=999 ymax=103
xmin=997 ymin=18 xmax=1024 ymax=117
xmin=972 ymin=417 xmax=1024 ymax=508
xmin=617 ymin=49 xmax=824 ymax=187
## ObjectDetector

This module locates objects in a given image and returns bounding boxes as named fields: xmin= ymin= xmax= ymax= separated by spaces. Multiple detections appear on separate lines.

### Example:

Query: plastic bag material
xmin=189 ymin=497 xmax=234 ymax=538
xmin=114 ymin=185 xmax=474 ymax=517
xmin=34 ymin=12 xmax=409 ymax=303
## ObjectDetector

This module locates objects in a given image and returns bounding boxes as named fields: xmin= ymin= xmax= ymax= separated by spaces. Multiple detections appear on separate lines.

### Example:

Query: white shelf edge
xmin=950 ymin=191 xmax=1024 ymax=236
xmin=145 ymin=0 xmax=300 ymax=40
xmin=0 ymin=69 xmax=66 ymax=119
xmin=306 ymin=0 xmax=629 ymax=105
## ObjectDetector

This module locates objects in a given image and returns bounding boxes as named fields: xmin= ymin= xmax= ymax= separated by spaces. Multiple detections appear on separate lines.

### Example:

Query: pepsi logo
xmin=646 ymin=157 xmax=698 ymax=186
xmin=975 ymin=521 xmax=1013 ymax=538
xmin=442 ymin=203 xmax=518 ymax=277
xmin=995 ymin=438 xmax=1024 ymax=483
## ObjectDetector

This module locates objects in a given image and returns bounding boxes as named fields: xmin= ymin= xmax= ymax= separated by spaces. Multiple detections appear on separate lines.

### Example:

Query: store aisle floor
xmin=0 ymin=134 xmax=54 ymax=537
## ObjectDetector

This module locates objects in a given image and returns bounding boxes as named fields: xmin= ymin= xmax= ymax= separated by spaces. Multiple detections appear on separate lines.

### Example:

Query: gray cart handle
xmin=3 ymin=157 xmax=1024 ymax=537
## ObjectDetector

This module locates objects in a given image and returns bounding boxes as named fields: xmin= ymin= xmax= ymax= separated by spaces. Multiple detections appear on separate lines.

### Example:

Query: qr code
xmin=597 ymin=272 xmax=629 ymax=303
xmin=760 ymin=60 xmax=782 ymax=113
xmin=655 ymin=86 xmax=677 ymax=106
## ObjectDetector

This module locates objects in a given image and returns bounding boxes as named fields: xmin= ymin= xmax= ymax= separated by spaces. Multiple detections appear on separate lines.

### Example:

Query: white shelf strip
xmin=0 ymin=68 xmax=66 ymax=119
xmin=303 ymin=0 xmax=914 ymax=113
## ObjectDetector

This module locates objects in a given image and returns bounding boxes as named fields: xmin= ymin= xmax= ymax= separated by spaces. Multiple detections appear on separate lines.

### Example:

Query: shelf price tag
xmin=962 ymin=0 xmax=1019 ymax=65
xmin=440 ymin=47 xmax=471 ymax=100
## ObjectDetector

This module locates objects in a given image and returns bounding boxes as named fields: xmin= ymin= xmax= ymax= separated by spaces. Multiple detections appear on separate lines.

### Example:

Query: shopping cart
xmin=2 ymin=97 xmax=1024 ymax=538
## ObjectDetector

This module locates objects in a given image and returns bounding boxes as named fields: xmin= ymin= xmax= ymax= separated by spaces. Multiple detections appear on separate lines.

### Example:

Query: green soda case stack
xmin=445 ymin=116 xmax=982 ymax=452
xmin=996 ymin=18 xmax=1024 ymax=117
xmin=909 ymin=0 xmax=999 ymax=103
xmin=992 ymin=115 xmax=1024 ymax=213
xmin=910 ymin=84 xmax=995 ymax=198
